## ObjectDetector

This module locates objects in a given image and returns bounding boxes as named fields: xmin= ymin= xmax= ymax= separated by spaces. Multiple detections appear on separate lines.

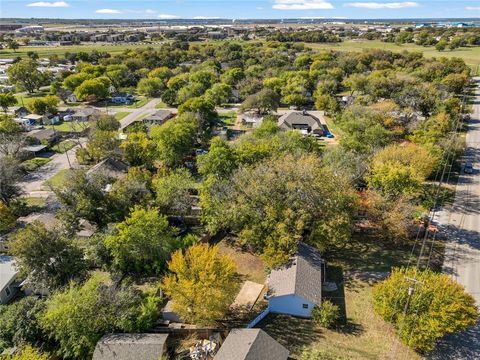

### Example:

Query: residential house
xmin=42 ymin=113 xmax=60 ymax=125
xmin=92 ymin=333 xmax=169 ymax=360
xmin=111 ymin=93 xmax=135 ymax=105
xmin=71 ymin=107 xmax=102 ymax=122
xmin=15 ymin=114 xmax=43 ymax=130
xmin=214 ymin=329 xmax=289 ymax=360
xmin=12 ymin=106 xmax=29 ymax=118
xmin=143 ymin=109 xmax=175 ymax=127
xmin=26 ymin=128 xmax=58 ymax=144
xmin=277 ymin=110 xmax=325 ymax=137
xmin=241 ymin=112 xmax=263 ymax=128
xmin=0 ymin=255 xmax=19 ymax=304
xmin=266 ymin=242 xmax=325 ymax=318
xmin=86 ymin=157 xmax=128 ymax=182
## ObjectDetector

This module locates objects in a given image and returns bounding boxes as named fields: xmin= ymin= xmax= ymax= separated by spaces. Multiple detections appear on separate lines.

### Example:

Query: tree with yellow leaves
xmin=6 ymin=346 xmax=49 ymax=360
xmin=162 ymin=244 xmax=237 ymax=326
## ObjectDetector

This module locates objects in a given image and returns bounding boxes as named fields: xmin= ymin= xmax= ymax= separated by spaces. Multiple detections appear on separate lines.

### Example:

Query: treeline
xmin=266 ymin=30 xmax=342 ymax=43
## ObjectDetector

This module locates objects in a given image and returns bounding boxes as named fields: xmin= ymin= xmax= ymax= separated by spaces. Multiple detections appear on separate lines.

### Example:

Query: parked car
xmin=464 ymin=162 xmax=474 ymax=174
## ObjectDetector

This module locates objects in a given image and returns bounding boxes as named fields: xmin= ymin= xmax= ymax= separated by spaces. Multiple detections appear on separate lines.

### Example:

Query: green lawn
xmin=15 ymin=91 xmax=49 ymax=107
xmin=21 ymin=157 xmax=51 ymax=172
xmin=218 ymin=112 xmax=237 ymax=126
xmin=307 ymin=40 xmax=480 ymax=74
xmin=51 ymin=139 xmax=76 ymax=153
xmin=114 ymin=111 xmax=131 ymax=120
xmin=52 ymin=121 xmax=91 ymax=132
xmin=43 ymin=168 xmax=71 ymax=189
xmin=155 ymin=101 xmax=168 ymax=109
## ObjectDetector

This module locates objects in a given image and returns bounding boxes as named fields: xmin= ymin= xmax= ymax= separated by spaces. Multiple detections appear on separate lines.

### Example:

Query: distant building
xmin=0 ymin=255 xmax=19 ymax=304
xmin=93 ymin=333 xmax=169 ymax=360
xmin=111 ymin=93 xmax=135 ymax=105
xmin=143 ymin=109 xmax=175 ymax=127
xmin=71 ymin=107 xmax=102 ymax=122
xmin=26 ymin=128 xmax=58 ymax=144
xmin=214 ymin=329 xmax=289 ymax=360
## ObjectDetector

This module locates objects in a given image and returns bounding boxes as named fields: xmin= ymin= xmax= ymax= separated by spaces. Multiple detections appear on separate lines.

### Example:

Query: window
xmin=302 ymin=304 xmax=309 ymax=309
xmin=5 ymin=287 xmax=11 ymax=296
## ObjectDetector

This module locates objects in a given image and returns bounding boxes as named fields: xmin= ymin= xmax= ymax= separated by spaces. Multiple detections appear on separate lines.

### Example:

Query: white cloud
xmin=158 ymin=14 xmax=179 ymax=19
xmin=27 ymin=1 xmax=69 ymax=7
xmin=272 ymin=0 xmax=334 ymax=10
xmin=466 ymin=6 xmax=480 ymax=10
xmin=95 ymin=8 xmax=123 ymax=14
xmin=144 ymin=9 xmax=156 ymax=14
xmin=193 ymin=16 xmax=221 ymax=19
xmin=344 ymin=2 xmax=418 ymax=9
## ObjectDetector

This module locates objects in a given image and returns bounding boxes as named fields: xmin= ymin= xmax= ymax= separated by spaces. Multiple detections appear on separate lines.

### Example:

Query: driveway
xmin=428 ymin=78 xmax=480 ymax=359
xmin=18 ymin=138 xmax=86 ymax=195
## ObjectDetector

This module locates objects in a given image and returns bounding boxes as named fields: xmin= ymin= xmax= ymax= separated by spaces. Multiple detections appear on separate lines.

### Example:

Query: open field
xmin=0 ymin=43 xmax=157 ymax=59
xmin=307 ymin=40 xmax=480 ymax=74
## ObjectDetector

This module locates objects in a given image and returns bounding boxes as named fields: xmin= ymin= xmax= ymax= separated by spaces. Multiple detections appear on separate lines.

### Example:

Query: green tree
xmin=312 ymin=300 xmax=340 ymax=328
xmin=40 ymin=274 xmax=161 ymax=359
xmin=0 ymin=297 xmax=46 ymax=349
xmin=0 ymin=156 xmax=22 ymax=204
xmin=5 ymin=346 xmax=49 ymax=360
xmin=105 ymin=206 xmax=176 ymax=275
xmin=74 ymin=76 xmax=111 ymax=101
xmin=240 ymin=88 xmax=280 ymax=114
xmin=9 ymin=222 xmax=87 ymax=291
xmin=120 ymin=131 xmax=157 ymax=168
xmin=197 ymin=137 xmax=237 ymax=179
xmin=162 ymin=244 xmax=237 ymax=326
xmin=62 ymin=72 xmax=93 ymax=91
xmin=0 ymin=201 xmax=16 ymax=234
xmin=201 ymin=154 xmax=356 ymax=267
xmin=7 ymin=59 xmax=43 ymax=93
xmin=0 ymin=92 xmax=17 ymax=113
xmin=137 ymin=77 xmax=163 ymax=97
xmin=153 ymin=168 xmax=195 ymax=215
xmin=373 ymin=267 xmax=478 ymax=352
xmin=26 ymin=95 xmax=59 ymax=115
xmin=150 ymin=113 xmax=198 ymax=167
xmin=204 ymin=83 xmax=232 ymax=105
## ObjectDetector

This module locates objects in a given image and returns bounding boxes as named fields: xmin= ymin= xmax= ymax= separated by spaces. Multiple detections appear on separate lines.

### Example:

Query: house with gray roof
xmin=143 ymin=110 xmax=175 ymax=127
xmin=214 ymin=329 xmax=289 ymax=360
xmin=92 ymin=333 xmax=169 ymax=360
xmin=277 ymin=110 xmax=324 ymax=136
xmin=0 ymin=255 xmax=19 ymax=304
xmin=267 ymin=242 xmax=325 ymax=318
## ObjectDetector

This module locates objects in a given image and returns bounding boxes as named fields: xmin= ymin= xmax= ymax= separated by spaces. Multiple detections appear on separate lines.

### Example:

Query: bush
xmin=312 ymin=300 xmax=340 ymax=328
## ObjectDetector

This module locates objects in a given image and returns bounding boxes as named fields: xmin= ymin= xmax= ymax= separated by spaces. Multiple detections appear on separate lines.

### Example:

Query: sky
xmin=1 ymin=0 xmax=480 ymax=20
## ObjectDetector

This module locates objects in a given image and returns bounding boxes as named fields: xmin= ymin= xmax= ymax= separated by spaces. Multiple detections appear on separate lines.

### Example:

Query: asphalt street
xmin=429 ymin=77 xmax=480 ymax=359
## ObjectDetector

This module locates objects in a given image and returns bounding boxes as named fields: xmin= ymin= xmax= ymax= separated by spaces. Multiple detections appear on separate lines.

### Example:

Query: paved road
xmin=18 ymin=139 xmax=86 ymax=195
xmin=115 ymin=98 xmax=163 ymax=130
xmin=429 ymin=77 xmax=480 ymax=359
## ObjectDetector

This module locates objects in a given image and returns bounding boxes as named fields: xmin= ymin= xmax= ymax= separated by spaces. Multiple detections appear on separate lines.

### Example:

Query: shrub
xmin=312 ymin=300 xmax=340 ymax=328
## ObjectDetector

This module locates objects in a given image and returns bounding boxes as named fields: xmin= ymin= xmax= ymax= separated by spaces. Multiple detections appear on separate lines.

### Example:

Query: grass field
xmin=44 ymin=168 xmax=71 ymax=188
xmin=114 ymin=111 xmax=131 ymax=120
xmin=307 ymin=40 xmax=480 ymax=74
xmin=51 ymin=139 xmax=76 ymax=153
xmin=0 ymin=43 xmax=157 ymax=59
xmin=52 ymin=121 xmax=91 ymax=132
xmin=21 ymin=157 xmax=51 ymax=172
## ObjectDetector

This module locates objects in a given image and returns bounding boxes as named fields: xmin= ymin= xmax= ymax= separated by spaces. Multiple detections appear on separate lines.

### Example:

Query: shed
xmin=267 ymin=242 xmax=324 ymax=318
xmin=214 ymin=329 xmax=289 ymax=360
xmin=92 ymin=333 xmax=169 ymax=360
xmin=0 ymin=255 xmax=19 ymax=304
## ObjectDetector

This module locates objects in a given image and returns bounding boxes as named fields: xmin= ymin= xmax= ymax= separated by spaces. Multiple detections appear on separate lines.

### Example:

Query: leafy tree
xmin=162 ymin=244 xmax=237 ymax=326
xmin=312 ymin=300 xmax=340 ymax=328
xmin=0 ymin=297 xmax=46 ymax=349
xmin=314 ymin=93 xmax=338 ymax=114
xmin=441 ymin=73 xmax=469 ymax=94
xmin=220 ymin=67 xmax=245 ymax=85
xmin=137 ymin=77 xmax=163 ymax=97
xmin=74 ymin=76 xmax=111 ymax=101
xmin=153 ymin=168 xmax=195 ymax=215
xmin=120 ymin=131 xmax=157 ymax=168
xmin=62 ymin=72 xmax=93 ymax=91
xmin=9 ymin=222 xmax=87 ymax=291
xmin=367 ymin=143 xmax=437 ymax=198
xmin=0 ymin=201 xmax=16 ymax=234
xmin=178 ymin=96 xmax=217 ymax=140
xmin=27 ymin=95 xmax=59 ymax=115
xmin=435 ymin=39 xmax=447 ymax=51
xmin=40 ymin=274 xmax=161 ymax=359
xmin=148 ymin=66 xmax=173 ymax=83
xmin=0 ymin=92 xmax=17 ymax=113
xmin=0 ymin=116 xmax=24 ymax=157
xmin=150 ymin=113 xmax=198 ymax=167
xmin=5 ymin=346 xmax=49 ymax=360
xmin=197 ymin=137 xmax=237 ymax=179
xmin=201 ymin=154 xmax=356 ymax=267
xmin=7 ymin=59 xmax=43 ymax=93
xmin=373 ymin=267 xmax=478 ymax=352
xmin=0 ymin=156 xmax=22 ymax=204
xmin=240 ymin=88 xmax=280 ymax=114
xmin=204 ymin=83 xmax=232 ymax=105
xmin=105 ymin=206 xmax=176 ymax=275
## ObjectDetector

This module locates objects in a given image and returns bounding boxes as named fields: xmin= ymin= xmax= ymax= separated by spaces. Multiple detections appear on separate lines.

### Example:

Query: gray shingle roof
xmin=214 ymin=329 xmax=289 ymax=360
xmin=92 ymin=333 xmax=168 ymax=360
xmin=0 ymin=255 xmax=18 ymax=293
xmin=277 ymin=111 xmax=322 ymax=132
xmin=86 ymin=158 xmax=128 ymax=180
xmin=268 ymin=242 xmax=323 ymax=305
xmin=144 ymin=110 xmax=174 ymax=123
